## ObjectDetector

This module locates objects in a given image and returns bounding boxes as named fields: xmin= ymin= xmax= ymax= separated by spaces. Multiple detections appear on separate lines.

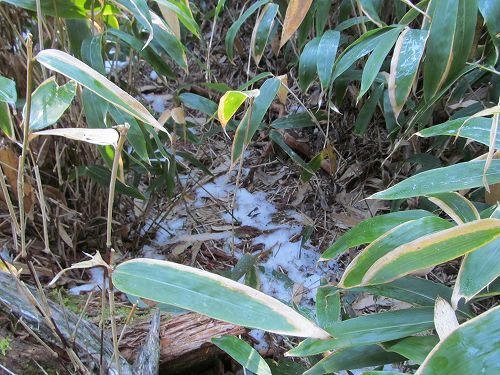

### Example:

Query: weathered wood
xmin=120 ymin=311 xmax=246 ymax=364
xmin=132 ymin=309 xmax=161 ymax=375
xmin=0 ymin=271 xmax=133 ymax=374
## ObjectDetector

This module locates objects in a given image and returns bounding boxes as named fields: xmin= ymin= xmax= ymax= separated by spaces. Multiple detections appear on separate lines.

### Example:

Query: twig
xmin=17 ymin=34 xmax=34 ymax=258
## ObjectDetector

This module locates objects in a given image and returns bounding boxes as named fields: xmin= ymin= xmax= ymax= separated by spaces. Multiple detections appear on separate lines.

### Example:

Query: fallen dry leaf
xmin=280 ymin=0 xmax=314 ymax=48
xmin=0 ymin=145 xmax=33 ymax=213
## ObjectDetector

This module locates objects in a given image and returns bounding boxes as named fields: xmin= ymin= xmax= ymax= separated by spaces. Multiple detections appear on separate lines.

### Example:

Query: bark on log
xmin=120 ymin=311 xmax=246 ymax=364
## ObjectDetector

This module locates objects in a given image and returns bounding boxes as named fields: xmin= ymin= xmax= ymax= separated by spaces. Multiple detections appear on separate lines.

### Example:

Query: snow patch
xmin=68 ymin=268 xmax=105 ymax=295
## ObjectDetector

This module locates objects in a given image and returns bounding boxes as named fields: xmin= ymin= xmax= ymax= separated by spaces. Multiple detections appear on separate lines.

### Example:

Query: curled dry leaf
xmin=158 ymin=2 xmax=181 ymax=40
xmin=48 ymin=251 xmax=109 ymax=287
xmin=31 ymin=128 xmax=119 ymax=146
xmin=171 ymin=107 xmax=186 ymax=125
xmin=434 ymin=296 xmax=459 ymax=341
xmin=276 ymin=74 xmax=288 ymax=105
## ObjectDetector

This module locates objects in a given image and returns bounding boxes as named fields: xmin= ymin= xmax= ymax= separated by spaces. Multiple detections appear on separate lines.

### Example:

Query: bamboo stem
xmin=17 ymin=35 xmax=34 ymax=258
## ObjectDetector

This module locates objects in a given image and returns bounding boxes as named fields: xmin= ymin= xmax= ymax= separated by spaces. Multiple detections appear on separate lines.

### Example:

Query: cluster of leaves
xmin=112 ymin=1 xmax=500 ymax=374
xmin=0 ymin=0 xmax=499 ymax=374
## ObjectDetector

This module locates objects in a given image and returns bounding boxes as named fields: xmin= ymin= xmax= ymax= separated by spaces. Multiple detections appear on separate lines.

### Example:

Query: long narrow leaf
xmin=35 ymin=49 xmax=165 ymax=133
xmin=416 ymin=306 xmax=500 ymax=374
xmin=362 ymin=219 xmax=500 ymax=286
xmin=112 ymin=259 xmax=329 ymax=338
xmin=369 ymin=160 xmax=500 ymax=200
xmin=321 ymin=210 xmax=434 ymax=260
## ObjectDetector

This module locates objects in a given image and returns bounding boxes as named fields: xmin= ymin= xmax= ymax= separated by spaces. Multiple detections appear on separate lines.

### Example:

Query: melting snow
xmin=104 ymin=60 xmax=128 ymax=74
xmin=192 ymin=173 xmax=338 ymax=306
xmin=143 ymin=93 xmax=168 ymax=113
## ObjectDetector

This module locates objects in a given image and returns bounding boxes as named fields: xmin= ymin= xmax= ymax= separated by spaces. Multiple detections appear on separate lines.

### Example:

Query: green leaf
xmin=303 ymin=344 xmax=405 ymax=375
xmin=478 ymin=0 xmax=500 ymax=53
xmin=271 ymin=112 xmax=321 ymax=129
xmin=108 ymin=107 xmax=149 ymax=163
xmin=35 ymin=49 xmax=165 ymax=133
xmin=75 ymin=165 xmax=145 ymax=199
xmin=1 ymin=0 xmax=89 ymax=18
xmin=106 ymin=28 xmax=176 ymax=79
xmin=382 ymin=336 xmax=439 ymax=364
xmin=112 ymin=259 xmax=329 ymax=338
xmin=332 ymin=27 xmax=400 ymax=82
xmin=359 ymin=27 xmax=400 ymax=99
xmin=334 ymin=16 xmax=370 ymax=32
xmin=358 ymin=0 xmax=384 ymax=28
xmin=339 ymin=217 xmax=454 ymax=288
xmin=217 ymin=90 xmax=252 ymax=126
xmin=231 ymin=78 xmax=280 ymax=163
xmin=407 ymin=64 xmax=477 ymax=129
xmin=179 ymin=93 xmax=217 ymax=116
xmin=321 ymin=210 xmax=434 ymax=260
xmin=225 ymin=0 xmax=271 ymax=62
xmin=251 ymin=3 xmax=279 ymax=65
xmin=416 ymin=117 xmax=499 ymax=148
xmin=115 ymin=0 xmax=154 ymax=47
xmin=316 ymin=286 xmax=340 ymax=330
xmin=215 ymin=0 xmax=227 ymax=17
xmin=82 ymin=88 xmax=108 ymax=130
xmin=81 ymin=34 xmax=105 ymax=75
xmin=452 ymin=238 xmax=500 ymax=307
xmin=370 ymin=160 xmax=500 ymax=200
xmin=447 ymin=0 xmax=478 ymax=80
xmin=388 ymin=28 xmax=427 ymax=118
xmin=423 ymin=0 xmax=459 ymax=100
xmin=287 ymin=307 xmax=434 ymax=356
xmin=317 ymin=30 xmax=340 ymax=91
xmin=315 ymin=0 xmax=332 ymax=34
xmin=211 ymin=336 xmax=271 ymax=375
xmin=237 ymin=72 xmax=274 ymax=91
xmin=150 ymin=12 xmax=188 ymax=71
xmin=354 ymin=82 xmax=384 ymax=135
xmin=299 ymin=37 xmax=321 ymax=92
xmin=416 ymin=306 xmax=500 ymax=375
xmin=154 ymin=0 xmax=201 ymax=38
xmin=66 ymin=19 xmax=92 ymax=59
xmin=427 ymin=192 xmax=480 ymax=224
xmin=267 ymin=359 xmax=307 ymax=375
xmin=475 ymin=277 xmax=500 ymax=299
xmin=362 ymin=219 xmax=500 ymax=286
xmin=26 ymin=78 xmax=76 ymax=131
xmin=81 ymin=88 xmax=113 ymax=166
xmin=269 ymin=130 xmax=312 ymax=173
xmin=0 ymin=102 xmax=14 ymax=139
xmin=0 ymin=76 xmax=17 ymax=104
xmin=400 ymin=0 xmax=430 ymax=24
xmin=347 ymin=276 xmax=472 ymax=317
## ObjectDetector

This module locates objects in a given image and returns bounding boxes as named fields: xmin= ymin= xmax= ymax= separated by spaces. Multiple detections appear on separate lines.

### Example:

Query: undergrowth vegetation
xmin=0 ymin=0 xmax=499 ymax=374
